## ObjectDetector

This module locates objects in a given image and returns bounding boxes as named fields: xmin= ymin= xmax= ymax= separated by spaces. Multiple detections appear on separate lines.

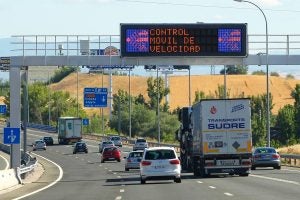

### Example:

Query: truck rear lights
xmin=141 ymin=161 xmax=152 ymax=166
xmin=169 ymin=159 xmax=180 ymax=165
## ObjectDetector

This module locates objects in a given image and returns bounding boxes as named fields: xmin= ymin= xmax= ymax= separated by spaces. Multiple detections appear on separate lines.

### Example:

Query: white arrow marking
xmin=8 ymin=130 xmax=16 ymax=143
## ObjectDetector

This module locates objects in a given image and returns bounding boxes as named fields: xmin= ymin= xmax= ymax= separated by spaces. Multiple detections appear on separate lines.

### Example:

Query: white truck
xmin=177 ymin=98 xmax=252 ymax=177
xmin=58 ymin=117 xmax=82 ymax=144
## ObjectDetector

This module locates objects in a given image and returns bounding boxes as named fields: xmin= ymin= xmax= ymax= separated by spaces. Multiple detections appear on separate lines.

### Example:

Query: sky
xmin=0 ymin=0 xmax=300 ymax=79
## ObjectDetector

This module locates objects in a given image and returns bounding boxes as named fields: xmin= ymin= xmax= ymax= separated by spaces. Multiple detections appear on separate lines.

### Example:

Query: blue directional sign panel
xmin=3 ymin=128 xmax=20 ymax=144
xmin=0 ymin=105 xmax=6 ymax=114
xmin=84 ymin=88 xmax=108 ymax=107
xmin=82 ymin=118 xmax=89 ymax=125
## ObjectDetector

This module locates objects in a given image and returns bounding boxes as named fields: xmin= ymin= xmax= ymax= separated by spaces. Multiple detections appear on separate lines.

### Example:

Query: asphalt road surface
xmin=1 ymin=129 xmax=300 ymax=200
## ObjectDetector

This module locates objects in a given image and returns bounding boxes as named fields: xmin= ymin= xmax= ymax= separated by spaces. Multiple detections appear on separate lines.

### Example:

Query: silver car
xmin=32 ymin=140 xmax=46 ymax=151
xmin=99 ymin=141 xmax=115 ymax=153
xmin=133 ymin=138 xmax=148 ymax=151
xmin=110 ymin=136 xmax=123 ymax=147
xmin=140 ymin=147 xmax=181 ymax=184
xmin=124 ymin=150 xmax=144 ymax=171
xmin=252 ymin=147 xmax=281 ymax=170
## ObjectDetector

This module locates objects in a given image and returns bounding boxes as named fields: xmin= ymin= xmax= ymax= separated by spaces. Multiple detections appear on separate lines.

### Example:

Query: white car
xmin=140 ymin=147 xmax=181 ymax=184
xmin=133 ymin=138 xmax=148 ymax=151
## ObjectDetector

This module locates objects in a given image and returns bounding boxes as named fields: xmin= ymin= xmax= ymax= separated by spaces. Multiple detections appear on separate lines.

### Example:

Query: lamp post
xmin=234 ymin=0 xmax=270 ymax=147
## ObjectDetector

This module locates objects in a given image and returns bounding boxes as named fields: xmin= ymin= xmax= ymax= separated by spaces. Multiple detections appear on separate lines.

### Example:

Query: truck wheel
xmin=125 ymin=168 xmax=129 ymax=171
xmin=251 ymin=166 xmax=256 ymax=170
xmin=141 ymin=177 xmax=146 ymax=184
xmin=193 ymin=160 xmax=201 ymax=177
xmin=239 ymin=173 xmax=249 ymax=177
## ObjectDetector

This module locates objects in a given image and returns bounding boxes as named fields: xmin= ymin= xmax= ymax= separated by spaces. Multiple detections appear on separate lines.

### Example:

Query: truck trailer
xmin=58 ymin=117 xmax=82 ymax=144
xmin=177 ymin=98 xmax=252 ymax=177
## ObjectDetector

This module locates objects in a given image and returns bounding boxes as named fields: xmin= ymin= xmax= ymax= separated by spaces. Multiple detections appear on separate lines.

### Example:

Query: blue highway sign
xmin=82 ymin=118 xmax=89 ymax=125
xmin=3 ymin=128 xmax=20 ymax=144
xmin=0 ymin=105 xmax=6 ymax=114
xmin=84 ymin=87 xmax=108 ymax=107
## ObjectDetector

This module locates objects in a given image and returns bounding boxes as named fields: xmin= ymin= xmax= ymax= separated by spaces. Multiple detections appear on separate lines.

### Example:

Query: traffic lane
xmin=21 ymin=138 xmax=126 ymax=200
xmin=251 ymin=166 xmax=300 ymax=185
xmin=1 ymin=152 xmax=61 ymax=200
xmin=195 ymin=171 xmax=300 ymax=200
xmin=0 ymin=152 xmax=9 ymax=170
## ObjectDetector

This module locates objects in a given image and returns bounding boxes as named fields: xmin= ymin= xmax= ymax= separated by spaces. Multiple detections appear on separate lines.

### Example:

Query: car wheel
xmin=85 ymin=151 xmax=88 ymax=153
xmin=101 ymin=159 xmax=104 ymax=163
xmin=174 ymin=178 xmax=181 ymax=183
xmin=125 ymin=168 xmax=129 ymax=171
xmin=251 ymin=166 xmax=256 ymax=170
xmin=275 ymin=166 xmax=281 ymax=170
xmin=117 ymin=159 xmax=121 ymax=162
xmin=73 ymin=152 xmax=76 ymax=154
xmin=141 ymin=177 xmax=146 ymax=184
xmin=239 ymin=173 xmax=249 ymax=177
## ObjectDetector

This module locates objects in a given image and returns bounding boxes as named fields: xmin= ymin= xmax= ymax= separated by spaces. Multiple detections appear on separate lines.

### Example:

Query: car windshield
xmin=145 ymin=149 xmax=176 ymax=160
xmin=255 ymin=148 xmax=276 ymax=154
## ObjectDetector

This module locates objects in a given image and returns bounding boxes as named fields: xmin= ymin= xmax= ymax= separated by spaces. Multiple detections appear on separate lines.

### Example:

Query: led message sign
xmin=120 ymin=24 xmax=247 ymax=57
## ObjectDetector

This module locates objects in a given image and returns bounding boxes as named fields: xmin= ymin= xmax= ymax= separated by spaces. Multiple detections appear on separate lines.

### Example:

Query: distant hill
xmin=50 ymin=73 xmax=300 ymax=116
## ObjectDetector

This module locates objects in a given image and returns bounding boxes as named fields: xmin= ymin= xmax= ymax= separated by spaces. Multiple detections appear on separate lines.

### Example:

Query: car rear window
xmin=145 ymin=149 xmax=176 ymax=160
xmin=255 ymin=148 xmax=276 ymax=154
xmin=129 ymin=152 xmax=143 ymax=158
xmin=105 ymin=147 xmax=117 ymax=151
xmin=136 ymin=139 xmax=146 ymax=143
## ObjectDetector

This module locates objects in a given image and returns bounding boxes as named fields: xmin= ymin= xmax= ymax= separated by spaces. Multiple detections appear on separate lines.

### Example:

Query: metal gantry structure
xmin=5 ymin=33 xmax=300 ymax=168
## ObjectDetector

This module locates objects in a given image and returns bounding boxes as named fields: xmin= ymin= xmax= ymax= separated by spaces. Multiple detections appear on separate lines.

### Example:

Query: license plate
xmin=154 ymin=165 xmax=165 ymax=169
xmin=217 ymin=160 xmax=239 ymax=166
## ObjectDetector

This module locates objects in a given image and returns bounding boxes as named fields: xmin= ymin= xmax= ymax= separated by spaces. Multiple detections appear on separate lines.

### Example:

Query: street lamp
xmin=234 ymin=0 xmax=270 ymax=147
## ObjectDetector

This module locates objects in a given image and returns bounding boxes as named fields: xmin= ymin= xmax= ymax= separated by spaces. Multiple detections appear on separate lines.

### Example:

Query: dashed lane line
xmin=115 ymin=196 xmax=122 ymax=200
xmin=224 ymin=193 xmax=234 ymax=196
xmin=197 ymin=181 xmax=203 ymax=184
xmin=120 ymin=189 xmax=125 ymax=193
xmin=209 ymin=186 xmax=216 ymax=189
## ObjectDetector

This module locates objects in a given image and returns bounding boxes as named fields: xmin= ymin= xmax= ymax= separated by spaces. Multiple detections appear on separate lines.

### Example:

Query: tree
xmin=146 ymin=77 xmax=170 ymax=109
xmin=291 ymin=84 xmax=300 ymax=141
xmin=275 ymin=105 xmax=296 ymax=146
xmin=220 ymin=65 xmax=248 ymax=75
xmin=252 ymin=70 xmax=266 ymax=75
xmin=270 ymin=72 xmax=280 ymax=77
xmin=194 ymin=90 xmax=206 ymax=104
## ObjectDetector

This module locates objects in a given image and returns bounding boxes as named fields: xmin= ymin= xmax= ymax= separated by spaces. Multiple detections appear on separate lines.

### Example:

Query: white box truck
xmin=177 ymin=98 xmax=252 ymax=177
xmin=58 ymin=117 xmax=82 ymax=144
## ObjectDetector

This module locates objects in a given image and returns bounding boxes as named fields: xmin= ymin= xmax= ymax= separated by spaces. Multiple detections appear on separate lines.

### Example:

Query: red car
xmin=101 ymin=146 xmax=121 ymax=163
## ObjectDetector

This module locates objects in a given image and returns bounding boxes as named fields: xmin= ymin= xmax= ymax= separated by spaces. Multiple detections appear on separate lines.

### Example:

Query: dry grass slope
xmin=50 ymin=73 xmax=300 ymax=116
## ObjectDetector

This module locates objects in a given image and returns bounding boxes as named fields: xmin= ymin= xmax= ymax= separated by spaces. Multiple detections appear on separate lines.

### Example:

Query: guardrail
xmin=27 ymin=123 xmax=57 ymax=133
xmin=280 ymin=154 xmax=300 ymax=167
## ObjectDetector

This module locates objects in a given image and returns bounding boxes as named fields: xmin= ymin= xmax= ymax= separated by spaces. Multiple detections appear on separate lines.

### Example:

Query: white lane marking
xmin=120 ymin=189 xmax=125 ymax=193
xmin=121 ymin=184 xmax=125 ymax=186
xmin=113 ymin=172 xmax=117 ymax=175
xmin=0 ymin=154 xmax=9 ymax=170
xmin=115 ymin=196 xmax=122 ymax=200
xmin=109 ymin=170 xmax=112 ymax=172
xmin=105 ymin=168 xmax=108 ymax=170
xmin=13 ymin=153 xmax=64 ymax=200
xmin=117 ymin=176 xmax=122 ymax=178
xmin=281 ymin=169 xmax=300 ymax=173
xmin=209 ymin=186 xmax=216 ymax=189
xmin=197 ymin=181 xmax=203 ymax=184
xmin=250 ymin=174 xmax=300 ymax=185
xmin=76 ymin=157 xmax=79 ymax=159
xmin=224 ymin=193 xmax=234 ymax=196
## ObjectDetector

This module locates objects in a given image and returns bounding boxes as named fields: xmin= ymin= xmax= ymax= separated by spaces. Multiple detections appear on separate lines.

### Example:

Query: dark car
xmin=73 ymin=142 xmax=88 ymax=154
xmin=42 ymin=136 xmax=54 ymax=145
xmin=252 ymin=147 xmax=281 ymax=170
xmin=101 ymin=146 xmax=121 ymax=163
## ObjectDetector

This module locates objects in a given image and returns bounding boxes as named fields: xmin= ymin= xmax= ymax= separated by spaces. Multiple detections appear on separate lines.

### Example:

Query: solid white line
xmin=197 ymin=181 xmax=203 ymax=184
xmin=209 ymin=186 xmax=216 ymax=189
xmin=0 ymin=154 xmax=9 ymax=170
xmin=224 ymin=192 xmax=234 ymax=196
xmin=120 ymin=189 xmax=125 ymax=193
xmin=115 ymin=196 xmax=122 ymax=200
xmin=250 ymin=174 xmax=300 ymax=185
xmin=13 ymin=153 xmax=64 ymax=200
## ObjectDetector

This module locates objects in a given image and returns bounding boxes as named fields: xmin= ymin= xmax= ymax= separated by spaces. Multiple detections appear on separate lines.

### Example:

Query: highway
xmin=1 ymin=129 xmax=300 ymax=200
